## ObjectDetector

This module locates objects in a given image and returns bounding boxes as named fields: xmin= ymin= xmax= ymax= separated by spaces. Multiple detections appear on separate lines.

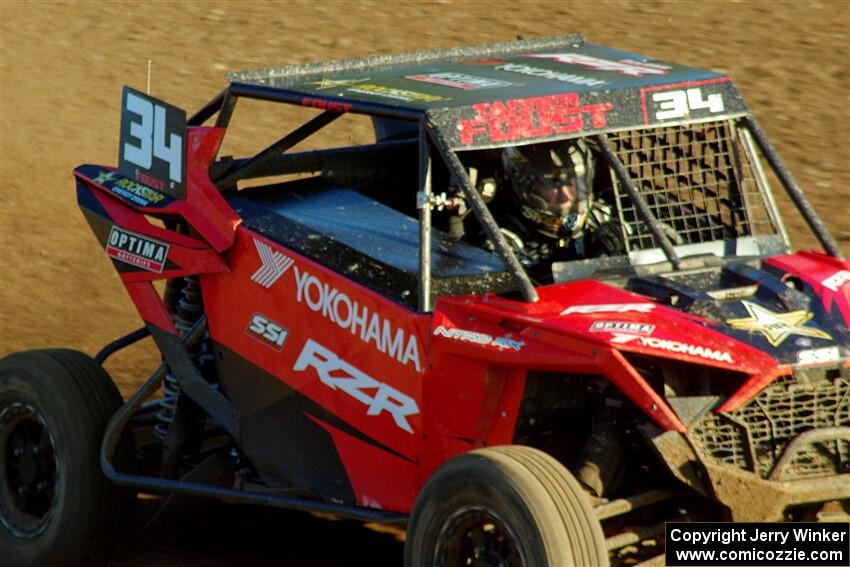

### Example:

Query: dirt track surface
xmin=1 ymin=1 xmax=848 ymax=565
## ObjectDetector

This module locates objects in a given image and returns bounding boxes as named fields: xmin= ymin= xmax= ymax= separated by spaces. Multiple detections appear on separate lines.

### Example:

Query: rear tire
xmin=0 ymin=349 xmax=133 ymax=566
xmin=405 ymin=445 xmax=609 ymax=566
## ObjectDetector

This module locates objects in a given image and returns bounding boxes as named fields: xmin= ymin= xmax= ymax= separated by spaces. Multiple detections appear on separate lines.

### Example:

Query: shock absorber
xmin=153 ymin=276 xmax=214 ymax=440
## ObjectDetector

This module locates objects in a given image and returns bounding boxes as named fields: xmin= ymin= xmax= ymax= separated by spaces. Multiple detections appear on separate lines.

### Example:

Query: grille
xmin=608 ymin=121 xmax=777 ymax=252
xmin=689 ymin=375 xmax=850 ymax=481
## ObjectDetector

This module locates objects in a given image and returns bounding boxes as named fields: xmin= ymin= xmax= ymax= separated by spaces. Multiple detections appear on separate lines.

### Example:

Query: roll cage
xmin=184 ymin=35 xmax=842 ymax=313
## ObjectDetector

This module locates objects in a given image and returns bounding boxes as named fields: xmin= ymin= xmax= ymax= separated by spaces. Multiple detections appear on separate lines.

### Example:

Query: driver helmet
xmin=501 ymin=140 xmax=594 ymax=238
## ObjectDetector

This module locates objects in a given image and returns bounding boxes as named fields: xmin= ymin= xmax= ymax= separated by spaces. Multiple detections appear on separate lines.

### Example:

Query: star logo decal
xmin=726 ymin=301 xmax=832 ymax=347
xmin=305 ymin=77 xmax=369 ymax=90
xmin=93 ymin=170 xmax=116 ymax=185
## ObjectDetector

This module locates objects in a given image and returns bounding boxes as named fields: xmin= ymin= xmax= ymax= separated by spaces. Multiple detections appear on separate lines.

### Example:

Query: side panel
xmin=76 ymin=182 xmax=229 ymax=332
xmin=202 ymin=227 xmax=429 ymax=511
xmin=75 ymin=126 xmax=238 ymax=336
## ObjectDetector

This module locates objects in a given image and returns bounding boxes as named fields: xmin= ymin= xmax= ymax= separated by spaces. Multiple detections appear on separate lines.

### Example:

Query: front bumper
xmin=642 ymin=372 xmax=850 ymax=520
xmin=644 ymin=426 xmax=850 ymax=521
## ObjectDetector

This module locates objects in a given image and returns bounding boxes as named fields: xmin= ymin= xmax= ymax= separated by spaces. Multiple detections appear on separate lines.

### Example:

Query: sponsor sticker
xmin=457 ymin=93 xmax=613 ymax=145
xmin=306 ymin=78 xmax=370 ymax=90
xmin=526 ymin=53 xmax=671 ymax=77
xmin=106 ymin=226 xmax=169 ymax=273
xmin=94 ymin=170 xmax=117 ymax=185
xmin=93 ymin=169 xmax=168 ymax=207
xmin=433 ymin=325 xmax=524 ymax=351
xmin=346 ymin=83 xmax=446 ymax=103
xmin=494 ymin=63 xmax=607 ymax=87
xmin=795 ymin=346 xmax=841 ymax=368
xmin=406 ymin=72 xmax=513 ymax=90
xmin=562 ymin=303 xmax=655 ymax=315
xmin=304 ymin=77 xmax=447 ymax=102
xmin=293 ymin=339 xmax=419 ymax=433
xmin=246 ymin=313 xmax=288 ymax=351
xmin=590 ymin=321 xmax=655 ymax=336
xmin=251 ymin=239 xmax=294 ymax=289
xmin=611 ymin=334 xmax=734 ymax=364
xmin=293 ymin=266 xmax=423 ymax=372
xmin=726 ymin=301 xmax=832 ymax=347
xmin=822 ymin=270 xmax=850 ymax=292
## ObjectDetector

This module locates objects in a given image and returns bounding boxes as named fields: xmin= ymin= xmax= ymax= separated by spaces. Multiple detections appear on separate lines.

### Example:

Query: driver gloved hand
xmin=591 ymin=221 xmax=626 ymax=256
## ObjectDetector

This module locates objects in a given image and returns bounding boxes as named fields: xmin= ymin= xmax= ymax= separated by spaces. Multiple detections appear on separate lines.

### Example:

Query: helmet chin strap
xmin=520 ymin=204 xmax=564 ymax=238
xmin=562 ymin=175 xmax=593 ymax=238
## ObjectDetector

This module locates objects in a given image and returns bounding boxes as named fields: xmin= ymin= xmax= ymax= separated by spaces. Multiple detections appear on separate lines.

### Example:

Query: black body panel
xmin=625 ymin=262 xmax=850 ymax=363
xmin=215 ymin=344 xmax=357 ymax=503
xmin=229 ymin=179 xmax=514 ymax=308
xmin=215 ymin=344 xmax=415 ymax=504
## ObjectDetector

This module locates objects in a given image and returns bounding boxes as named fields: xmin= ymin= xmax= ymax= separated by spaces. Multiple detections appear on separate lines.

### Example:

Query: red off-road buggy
xmin=2 ymin=35 xmax=848 ymax=566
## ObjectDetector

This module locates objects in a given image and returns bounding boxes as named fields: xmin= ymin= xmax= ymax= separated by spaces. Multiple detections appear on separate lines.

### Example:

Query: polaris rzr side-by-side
xmin=1 ymin=35 xmax=847 ymax=566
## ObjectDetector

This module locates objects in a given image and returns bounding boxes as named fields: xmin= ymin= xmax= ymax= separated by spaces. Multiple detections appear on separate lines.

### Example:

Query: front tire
xmin=405 ymin=445 xmax=608 ymax=566
xmin=0 ymin=349 xmax=133 ymax=566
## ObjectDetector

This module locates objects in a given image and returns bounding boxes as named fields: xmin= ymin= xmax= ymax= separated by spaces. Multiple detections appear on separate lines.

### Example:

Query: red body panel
xmin=203 ymin=229 xmax=429 ymax=509
xmin=84 ymin=187 xmax=229 ymax=283
xmin=199 ymin=223 xmax=807 ymax=509
xmin=766 ymin=250 xmax=850 ymax=321
xmin=78 ymin=127 xmax=848 ymax=515
xmin=311 ymin=415 xmax=418 ymax=510
xmin=74 ymin=127 xmax=237 ymax=335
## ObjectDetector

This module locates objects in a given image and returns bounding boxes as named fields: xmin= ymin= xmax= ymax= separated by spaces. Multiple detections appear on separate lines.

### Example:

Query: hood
xmin=430 ymin=253 xmax=850 ymax=432
xmin=618 ymin=255 xmax=850 ymax=367
xmin=434 ymin=252 xmax=850 ymax=415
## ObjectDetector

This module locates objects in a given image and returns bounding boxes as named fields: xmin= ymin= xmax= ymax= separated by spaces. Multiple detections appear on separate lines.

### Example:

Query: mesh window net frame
xmin=607 ymin=119 xmax=779 ymax=253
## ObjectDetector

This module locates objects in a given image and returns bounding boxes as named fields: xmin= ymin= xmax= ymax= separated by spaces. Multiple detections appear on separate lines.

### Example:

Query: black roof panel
xmin=228 ymin=35 xmax=749 ymax=149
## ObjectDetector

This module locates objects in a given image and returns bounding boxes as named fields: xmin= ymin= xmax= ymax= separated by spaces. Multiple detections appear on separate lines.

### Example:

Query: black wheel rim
xmin=0 ymin=401 xmax=58 ymax=538
xmin=435 ymin=505 xmax=525 ymax=567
